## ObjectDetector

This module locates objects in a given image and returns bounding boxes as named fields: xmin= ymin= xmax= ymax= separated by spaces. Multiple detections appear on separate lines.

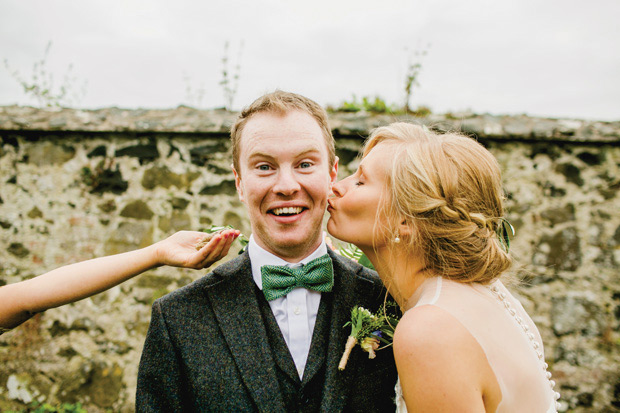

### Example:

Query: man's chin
xmin=264 ymin=233 xmax=323 ymax=259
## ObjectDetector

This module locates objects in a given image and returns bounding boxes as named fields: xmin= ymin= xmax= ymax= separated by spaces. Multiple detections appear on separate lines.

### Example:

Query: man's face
xmin=233 ymin=110 xmax=338 ymax=262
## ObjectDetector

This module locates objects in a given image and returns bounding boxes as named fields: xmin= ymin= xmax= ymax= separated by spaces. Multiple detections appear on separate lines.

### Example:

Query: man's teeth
xmin=272 ymin=207 xmax=303 ymax=216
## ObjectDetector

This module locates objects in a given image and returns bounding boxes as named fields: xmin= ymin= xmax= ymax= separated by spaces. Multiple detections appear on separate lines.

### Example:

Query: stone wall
xmin=0 ymin=106 xmax=619 ymax=412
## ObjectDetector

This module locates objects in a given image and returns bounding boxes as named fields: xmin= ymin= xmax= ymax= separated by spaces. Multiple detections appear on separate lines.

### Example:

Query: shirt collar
xmin=248 ymin=233 xmax=328 ymax=290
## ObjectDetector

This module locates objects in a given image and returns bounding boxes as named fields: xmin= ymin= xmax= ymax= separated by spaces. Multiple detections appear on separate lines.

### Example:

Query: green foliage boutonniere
xmin=338 ymin=302 xmax=400 ymax=370
xmin=326 ymin=238 xmax=400 ymax=370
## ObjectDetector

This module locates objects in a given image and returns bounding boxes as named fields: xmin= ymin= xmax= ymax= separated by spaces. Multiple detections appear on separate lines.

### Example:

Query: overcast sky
xmin=1 ymin=0 xmax=618 ymax=121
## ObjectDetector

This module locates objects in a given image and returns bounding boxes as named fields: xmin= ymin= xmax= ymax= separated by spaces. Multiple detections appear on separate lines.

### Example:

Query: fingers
xmin=218 ymin=233 xmax=236 ymax=256
xmin=214 ymin=231 xmax=238 ymax=259
xmin=194 ymin=230 xmax=240 ymax=269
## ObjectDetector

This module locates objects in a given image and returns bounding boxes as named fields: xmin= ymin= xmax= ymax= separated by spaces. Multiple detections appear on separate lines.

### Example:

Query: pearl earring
xmin=394 ymin=236 xmax=401 ymax=244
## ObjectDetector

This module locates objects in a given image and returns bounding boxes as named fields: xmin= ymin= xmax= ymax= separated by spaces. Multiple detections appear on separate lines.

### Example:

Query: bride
xmin=327 ymin=123 xmax=560 ymax=412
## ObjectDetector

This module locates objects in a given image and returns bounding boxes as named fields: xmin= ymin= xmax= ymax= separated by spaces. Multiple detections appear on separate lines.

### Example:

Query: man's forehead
xmin=242 ymin=134 xmax=325 ymax=159
xmin=243 ymin=122 xmax=322 ymax=140
xmin=239 ymin=111 xmax=327 ymax=155
xmin=242 ymin=110 xmax=319 ymax=132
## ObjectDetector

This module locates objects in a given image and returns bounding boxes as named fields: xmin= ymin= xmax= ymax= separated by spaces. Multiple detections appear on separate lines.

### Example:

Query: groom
xmin=136 ymin=91 xmax=397 ymax=411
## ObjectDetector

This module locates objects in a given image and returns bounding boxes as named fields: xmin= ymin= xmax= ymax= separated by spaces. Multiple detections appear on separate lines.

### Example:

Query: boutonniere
xmin=325 ymin=238 xmax=400 ymax=370
xmin=338 ymin=302 xmax=400 ymax=370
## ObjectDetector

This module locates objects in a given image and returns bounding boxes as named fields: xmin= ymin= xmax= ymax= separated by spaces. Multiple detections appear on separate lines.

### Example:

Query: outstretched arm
xmin=0 ymin=229 xmax=239 ymax=331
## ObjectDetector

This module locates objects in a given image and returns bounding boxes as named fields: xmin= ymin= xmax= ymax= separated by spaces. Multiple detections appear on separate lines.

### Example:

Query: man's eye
xmin=257 ymin=164 xmax=271 ymax=171
xmin=299 ymin=162 xmax=312 ymax=168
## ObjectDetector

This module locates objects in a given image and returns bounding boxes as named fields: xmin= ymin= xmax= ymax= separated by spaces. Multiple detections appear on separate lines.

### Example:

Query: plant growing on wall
xmin=329 ymin=95 xmax=431 ymax=117
xmin=3 ymin=41 xmax=87 ymax=108
xmin=219 ymin=40 xmax=244 ymax=111
xmin=403 ymin=44 xmax=430 ymax=113
xmin=331 ymin=95 xmax=398 ymax=114
xmin=182 ymin=72 xmax=207 ymax=108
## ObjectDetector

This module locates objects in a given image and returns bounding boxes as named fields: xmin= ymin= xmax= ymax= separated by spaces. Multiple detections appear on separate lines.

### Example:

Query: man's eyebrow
xmin=247 ymin=148 xmax=322 ymax=160
xmin=247 ymin=152 xmax=275 ymax=161
xmin=295 ymin=148 xmax=322 ymax=157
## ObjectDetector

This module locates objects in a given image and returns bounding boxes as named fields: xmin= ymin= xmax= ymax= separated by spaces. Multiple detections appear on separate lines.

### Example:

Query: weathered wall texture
xmin=0 ymin=106 xmax=619 ymax=412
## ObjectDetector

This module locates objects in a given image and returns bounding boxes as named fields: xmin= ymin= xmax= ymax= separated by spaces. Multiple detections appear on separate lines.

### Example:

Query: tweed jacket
xmin=136 ymin=248 xmax=397 ymax=412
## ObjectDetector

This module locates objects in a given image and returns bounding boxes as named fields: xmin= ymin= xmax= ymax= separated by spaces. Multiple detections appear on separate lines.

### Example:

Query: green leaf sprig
xmin=496 ymin=218 xmax=515 ymax=253
xmin=204 ymin=225 xmax=249 ymax=253
xmin=336 ymin=243 xmax=375 ymax=270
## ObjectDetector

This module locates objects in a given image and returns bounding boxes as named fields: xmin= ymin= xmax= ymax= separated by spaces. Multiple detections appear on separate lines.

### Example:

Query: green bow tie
xmin=261 ymin=254 xmax=334 ymax=301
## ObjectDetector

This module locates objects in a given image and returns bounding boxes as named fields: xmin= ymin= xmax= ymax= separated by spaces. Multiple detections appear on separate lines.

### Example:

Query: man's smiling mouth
xmin=270 ymin=206 xmax=305 ymax=216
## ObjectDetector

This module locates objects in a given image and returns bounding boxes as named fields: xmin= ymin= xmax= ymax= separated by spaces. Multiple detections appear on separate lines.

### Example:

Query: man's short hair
xmin=230 ymin=90 xmax=336 ymax=174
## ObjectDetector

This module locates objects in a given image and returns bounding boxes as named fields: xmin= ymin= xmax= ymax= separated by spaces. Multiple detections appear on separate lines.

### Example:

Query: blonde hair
xmin=363 ymin=123 xmax=511 ymax=284
xmin=230 ymin=90 xmax=336 ymax=174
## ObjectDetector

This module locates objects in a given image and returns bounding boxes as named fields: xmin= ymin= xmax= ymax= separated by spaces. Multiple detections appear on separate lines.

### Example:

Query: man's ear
xmin=232 ymin=164 xmax=245 ymax=203
xmin=329 ymin=156 xmax=339 ymax=190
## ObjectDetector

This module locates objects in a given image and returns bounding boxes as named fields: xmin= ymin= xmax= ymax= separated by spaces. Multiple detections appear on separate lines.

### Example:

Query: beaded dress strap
xmin=487 ymin=282 xmax=561 ymax=411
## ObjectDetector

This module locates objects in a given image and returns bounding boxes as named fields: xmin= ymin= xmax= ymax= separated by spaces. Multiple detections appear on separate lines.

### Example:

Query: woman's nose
xmin=331 ymin=180 xmax=344 ymax=198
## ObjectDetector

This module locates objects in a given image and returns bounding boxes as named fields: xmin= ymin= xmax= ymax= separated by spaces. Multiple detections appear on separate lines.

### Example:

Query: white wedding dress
xmin=394 ymin=277 xmax=559 ymax=412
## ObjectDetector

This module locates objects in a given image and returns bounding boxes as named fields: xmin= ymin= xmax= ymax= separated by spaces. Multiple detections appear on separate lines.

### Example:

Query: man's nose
xmin=272 ymin=168 xmax=301 ymax=195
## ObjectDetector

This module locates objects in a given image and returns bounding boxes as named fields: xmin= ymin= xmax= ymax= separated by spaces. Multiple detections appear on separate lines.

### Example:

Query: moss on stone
xmin=105 ymin=222 xmax=153 ymax=255
xmin=8 ymin=243 xmax=29 ymax=258
xmin=27 ymin=207 xmax=43 ymax=219
xmin=119 ymin=200 xmax=154 ymax=220
xmin=199 ymin=180 xmax=237 ymax=196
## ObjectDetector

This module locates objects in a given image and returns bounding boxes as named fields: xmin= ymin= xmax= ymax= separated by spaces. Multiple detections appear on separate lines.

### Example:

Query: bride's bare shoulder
xmin=393 ymin=304 xmax=489 ymax=410
xmin=394 ymin=305 xmax=463 ymax=348
xmin=393 ymin=304 xmax=480 ymax=367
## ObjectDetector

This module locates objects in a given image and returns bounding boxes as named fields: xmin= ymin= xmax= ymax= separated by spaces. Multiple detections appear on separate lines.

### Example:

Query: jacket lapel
xmin=204 ymin=252 xmax=286 ymax=412
xmin=320 ymin=250 xmax=382 ymax=411
xmin=300 ymin=286 xmax=331 ymax=385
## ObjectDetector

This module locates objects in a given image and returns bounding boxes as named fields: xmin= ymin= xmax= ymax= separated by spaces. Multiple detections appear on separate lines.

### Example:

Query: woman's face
xmin=327 ymin=142 xmax=394 ymax=249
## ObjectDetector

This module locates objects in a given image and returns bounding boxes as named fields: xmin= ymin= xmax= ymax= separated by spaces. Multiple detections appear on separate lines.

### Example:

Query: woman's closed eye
xmin=354 ymin=172 xmax=365 ymax=186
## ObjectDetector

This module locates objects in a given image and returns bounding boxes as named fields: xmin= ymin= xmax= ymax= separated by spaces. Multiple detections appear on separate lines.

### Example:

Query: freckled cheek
xmin=243 ymin=182 xmax=271 ymax=209
xmin=305 ymin=182 xmax=331 ymax=204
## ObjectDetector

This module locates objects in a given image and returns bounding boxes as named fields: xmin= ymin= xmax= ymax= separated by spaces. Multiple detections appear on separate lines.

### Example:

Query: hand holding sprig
xmin=154 ymin=229 xmax=240 ymax=269
xmin=0 ymin=229 xmax=241 ymax=332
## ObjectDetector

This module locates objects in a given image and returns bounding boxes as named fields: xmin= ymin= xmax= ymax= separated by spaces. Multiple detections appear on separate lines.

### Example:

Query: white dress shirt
xmin=248 ymin=234 xmax=327 ymax=379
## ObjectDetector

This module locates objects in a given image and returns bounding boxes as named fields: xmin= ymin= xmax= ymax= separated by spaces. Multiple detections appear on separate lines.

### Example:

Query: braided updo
xmin=363 ymin=123 xmax=512 ymax=284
